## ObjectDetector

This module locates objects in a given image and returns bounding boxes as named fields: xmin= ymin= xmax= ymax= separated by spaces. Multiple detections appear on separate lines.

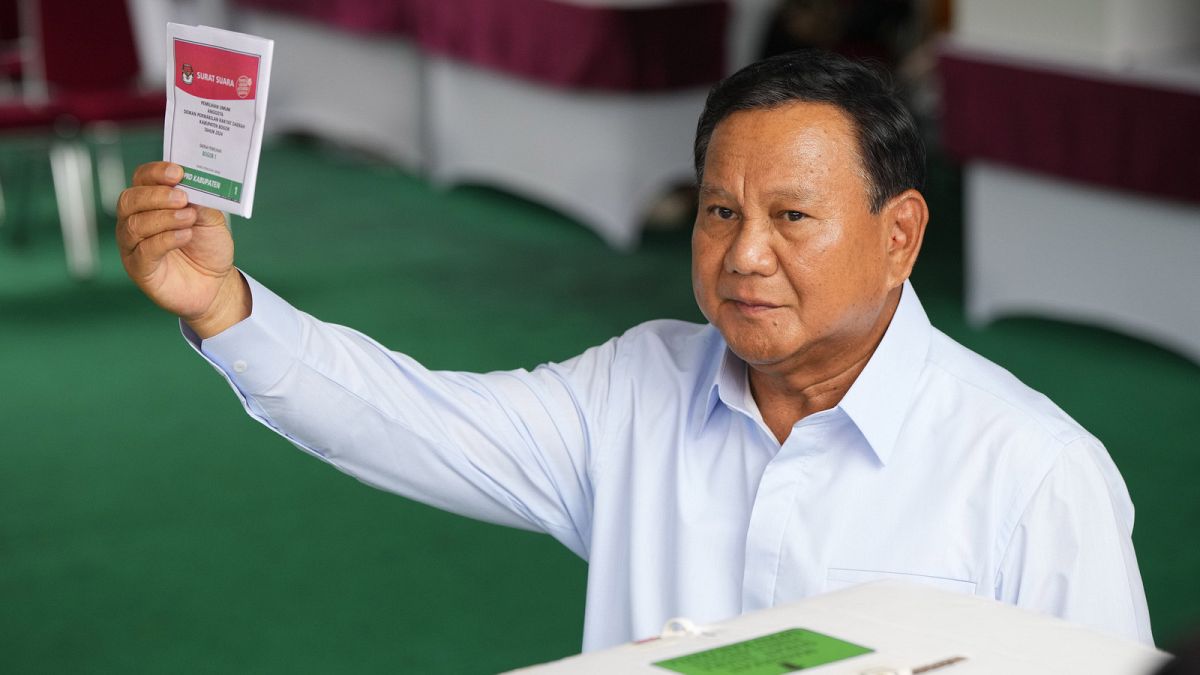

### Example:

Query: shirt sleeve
xmin=183 ymin=272 xmax=612 ymax=558
xmin=996 ymin=436 xmax=1154 ymax=646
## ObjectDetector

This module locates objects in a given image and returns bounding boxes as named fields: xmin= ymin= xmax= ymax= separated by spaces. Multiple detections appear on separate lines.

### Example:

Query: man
xmin=116 ymin=50 xmax=1153 ymax=650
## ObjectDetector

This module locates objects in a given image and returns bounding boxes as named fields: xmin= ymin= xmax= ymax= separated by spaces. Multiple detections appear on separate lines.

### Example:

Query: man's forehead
xmin=717 ymin=101 xmax=853 ymax=135
xmin=706 ymin=104 xmax=859 ymax=164
xmin=702 ymin=102 xmax=866 ymax=191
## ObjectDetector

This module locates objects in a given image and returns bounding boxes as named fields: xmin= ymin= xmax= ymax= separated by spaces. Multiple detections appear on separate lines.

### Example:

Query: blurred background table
xmin=941 ymin=0 xmax=1200 ymax=366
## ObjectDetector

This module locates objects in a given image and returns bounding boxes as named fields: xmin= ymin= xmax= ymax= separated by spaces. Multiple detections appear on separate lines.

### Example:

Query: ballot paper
xmin=507 ymin=581 xmax=1169 ymax=674
xmin=164 ymin=23 xmax=273 ymax=217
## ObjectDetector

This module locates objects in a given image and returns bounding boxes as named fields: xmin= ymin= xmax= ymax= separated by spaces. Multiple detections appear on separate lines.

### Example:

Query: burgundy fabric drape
xmin=940 ymin=50 xmax=1200 ymax=205
xmin=18 ymin=0 xmax=163 ymax=123
xmin=237 ymin=0 xmax=728 ymax=91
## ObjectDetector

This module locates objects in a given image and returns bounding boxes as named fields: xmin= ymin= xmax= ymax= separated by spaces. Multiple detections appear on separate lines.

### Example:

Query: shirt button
xmin=232 ymin=360 xmax=248 ymax=374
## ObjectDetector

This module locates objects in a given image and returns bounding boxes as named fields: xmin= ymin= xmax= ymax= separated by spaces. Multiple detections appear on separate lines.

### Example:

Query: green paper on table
xmin=654 ymin=628 xmax=872 ymax=675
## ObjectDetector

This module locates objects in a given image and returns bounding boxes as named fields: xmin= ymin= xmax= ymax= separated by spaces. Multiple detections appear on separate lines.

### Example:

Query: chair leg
xmin=93 ymin=121 xmax=125 ymax=215
xmin=0 ymin=150 xmax=34 ymax=247
xmin=49 ymin=141 xmax=99 ymax=279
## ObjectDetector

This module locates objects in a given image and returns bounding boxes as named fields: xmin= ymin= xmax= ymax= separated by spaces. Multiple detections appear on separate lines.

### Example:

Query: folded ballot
xmin=164 ymin=23 xmax=273 ymax=217
xmin=508 ymin=581 xmax=1168 ymax=675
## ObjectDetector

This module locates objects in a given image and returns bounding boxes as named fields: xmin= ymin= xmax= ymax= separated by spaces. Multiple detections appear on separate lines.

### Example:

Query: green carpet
xmin=1 ymin=131 xmax=1197 ymax=673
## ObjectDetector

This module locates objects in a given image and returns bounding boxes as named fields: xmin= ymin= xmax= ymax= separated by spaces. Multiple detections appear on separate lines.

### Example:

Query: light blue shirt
xmin=190 ymin=274 xmax=1153 ymax=651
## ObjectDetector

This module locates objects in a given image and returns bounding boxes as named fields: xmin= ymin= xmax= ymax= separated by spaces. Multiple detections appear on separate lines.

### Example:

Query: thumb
xmin=194 ymin=206 xmax=228 ymax=229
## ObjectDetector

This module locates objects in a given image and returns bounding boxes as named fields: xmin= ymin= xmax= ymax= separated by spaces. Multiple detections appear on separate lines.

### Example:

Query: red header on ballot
xmin=173 ymin=40 xmax=259 ymax=101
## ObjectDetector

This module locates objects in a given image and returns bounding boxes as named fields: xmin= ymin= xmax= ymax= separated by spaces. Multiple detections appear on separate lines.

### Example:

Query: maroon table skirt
xmin=236 ymin=0 xmax=728 ymax=92
xmin=939 ymin=47 xmax=1200 ymax=205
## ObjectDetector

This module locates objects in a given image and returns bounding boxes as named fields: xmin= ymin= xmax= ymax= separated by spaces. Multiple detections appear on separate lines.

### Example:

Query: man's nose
xmin=724 ymin=218 xmax=777 ymax=276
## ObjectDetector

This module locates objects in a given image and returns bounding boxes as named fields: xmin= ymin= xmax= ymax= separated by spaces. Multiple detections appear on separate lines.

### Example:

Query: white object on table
xmin=506 ymin=580 xmax=1169 ymax=674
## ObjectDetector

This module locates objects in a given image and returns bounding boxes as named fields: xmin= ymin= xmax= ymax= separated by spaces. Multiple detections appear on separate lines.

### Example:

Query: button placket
xmin=740 ymin=419 xmax=831 ymax=612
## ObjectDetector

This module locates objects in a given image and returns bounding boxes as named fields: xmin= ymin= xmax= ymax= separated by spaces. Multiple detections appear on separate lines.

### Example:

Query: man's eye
xmin=783 ymin=211 xmax=807 ymax=222
xmin=709 ymin=206 xmax=735 ymax=220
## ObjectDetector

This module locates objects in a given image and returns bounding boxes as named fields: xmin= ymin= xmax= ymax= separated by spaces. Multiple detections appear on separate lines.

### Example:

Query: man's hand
xmin=116 ymin=162 xmax=250 ymax=338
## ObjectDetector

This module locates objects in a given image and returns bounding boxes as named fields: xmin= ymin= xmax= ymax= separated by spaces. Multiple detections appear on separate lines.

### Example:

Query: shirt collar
xmin=836 ymin=280 xmax=931 ymax=465
xmin=705 ymin=345 xmax=754 ymax=423
xmin=701 ymin=281 xmax=932 ymax=464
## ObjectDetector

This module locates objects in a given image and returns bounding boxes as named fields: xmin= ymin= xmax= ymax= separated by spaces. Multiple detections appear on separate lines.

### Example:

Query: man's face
xmin=691 ymin=102 xmax=900 ymax=376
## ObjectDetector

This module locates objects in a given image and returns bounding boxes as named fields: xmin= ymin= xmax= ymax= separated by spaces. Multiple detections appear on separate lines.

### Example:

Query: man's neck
xmin=748 ymin=288 xmax=901 ymax=445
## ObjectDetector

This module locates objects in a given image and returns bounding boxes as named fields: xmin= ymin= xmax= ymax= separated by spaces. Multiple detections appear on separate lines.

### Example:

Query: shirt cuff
xmin=180 ymin=271 xmax=302 ymax=395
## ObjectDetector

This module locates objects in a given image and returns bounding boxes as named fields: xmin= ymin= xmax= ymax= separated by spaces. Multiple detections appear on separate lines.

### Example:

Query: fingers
xmin=131 ymin=161 xmax=184 ymax=188
xmin=129 ymin=227 xmax=195 ymax=268
xmin=118 ymin=205 xmax=196 ymax=252
xmin=116 ymin=184 xmax=190 ymax=255
xmin=117 ymin=184 xmax=187 ymax=220
xmin=117 ymin=162 xmax=232 ymax=275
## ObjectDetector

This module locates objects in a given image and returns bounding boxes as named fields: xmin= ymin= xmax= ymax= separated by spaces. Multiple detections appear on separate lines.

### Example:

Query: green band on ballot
xmin=180 ymin=166 xmax=243 ymax=202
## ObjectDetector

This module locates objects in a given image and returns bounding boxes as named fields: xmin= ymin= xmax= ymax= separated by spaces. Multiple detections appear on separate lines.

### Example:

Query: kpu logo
xmin=181 ymin=63 xmax=194 ymax=85
xmin=236 ymin=76 xmax=252 ymax=98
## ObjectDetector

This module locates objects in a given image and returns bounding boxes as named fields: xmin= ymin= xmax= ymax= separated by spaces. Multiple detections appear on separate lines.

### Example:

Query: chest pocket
xmin=825 ymin=567 xmax=977 ymax=595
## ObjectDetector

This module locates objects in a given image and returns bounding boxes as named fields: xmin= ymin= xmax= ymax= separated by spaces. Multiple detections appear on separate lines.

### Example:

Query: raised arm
xmin=116 ymin=162 xmax=606 ymax=555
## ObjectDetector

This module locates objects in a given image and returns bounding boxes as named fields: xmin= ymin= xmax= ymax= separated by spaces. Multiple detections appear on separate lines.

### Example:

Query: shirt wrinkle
xmin=923 ymin=350 xmax=1093 ymax=448
xmin=295 ymin=337 xmax=578 ymax=536
xmin=993 ymin=441 xmax=1069 ymax=576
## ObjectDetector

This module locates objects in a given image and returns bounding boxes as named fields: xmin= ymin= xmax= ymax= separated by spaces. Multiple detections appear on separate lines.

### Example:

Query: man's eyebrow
xmin=698 ymin=184 xmax=732 ymax=199
xmin=698 ymin=185 xmax=818 ymax=202
xmin=766 ymin=186 xmax=817 ymax=202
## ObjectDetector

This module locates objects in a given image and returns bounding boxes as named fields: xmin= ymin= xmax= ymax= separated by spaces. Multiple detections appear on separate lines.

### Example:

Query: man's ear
xmin=881 ymin=188 xmax=928 ymax=288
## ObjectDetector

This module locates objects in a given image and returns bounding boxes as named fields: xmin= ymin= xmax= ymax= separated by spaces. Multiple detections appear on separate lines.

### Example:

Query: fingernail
xmin=174 ymin=207 xmax=193 ymax=220
xmin=170 ymin=189 xmax=187 ymax=206
xmin=174 ymin=228 xmax=190 ymax=240
xmin=166 ymin=164 xmax=183 ymax=180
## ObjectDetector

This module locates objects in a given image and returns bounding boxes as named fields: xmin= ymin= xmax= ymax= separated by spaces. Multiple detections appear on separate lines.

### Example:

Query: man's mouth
xmin=727 ymin=297 xmax=780 ymax=314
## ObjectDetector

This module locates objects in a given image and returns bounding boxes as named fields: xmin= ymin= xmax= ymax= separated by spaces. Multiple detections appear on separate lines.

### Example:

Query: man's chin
xmin=722 ymin=338 xmax=791 ymax=370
